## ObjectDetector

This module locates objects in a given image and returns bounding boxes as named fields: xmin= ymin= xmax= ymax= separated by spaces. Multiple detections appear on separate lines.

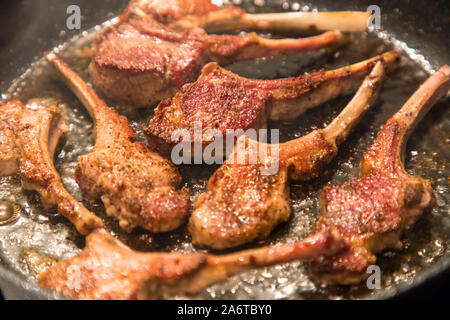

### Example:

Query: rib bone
xmin=45 ymin=52 xmax=190 ymax=233
xmin=38 ymin=228 xmax=345 ymax=300
xmin=189 ymin=62 xmax=386 ymax=250
xmin=312 ymin=65 xmax=450 ymax=285
xmin=0 ymin=100 xmax=103 ymax=234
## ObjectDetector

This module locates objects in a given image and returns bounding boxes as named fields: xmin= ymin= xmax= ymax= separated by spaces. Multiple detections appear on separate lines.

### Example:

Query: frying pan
xmin=0 ymin=0 xmax=449 ymax=300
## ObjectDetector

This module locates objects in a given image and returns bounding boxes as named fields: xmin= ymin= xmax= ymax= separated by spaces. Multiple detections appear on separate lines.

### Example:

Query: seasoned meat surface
xmin=39 ymin=228 xmax=345 ymax=299
xmin=46 ymin=53 xmax=190 ymax=233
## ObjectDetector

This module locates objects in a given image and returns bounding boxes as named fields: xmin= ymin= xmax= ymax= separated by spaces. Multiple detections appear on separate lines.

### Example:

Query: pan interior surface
xmin=0 ymin=0 xmax=449 ymax=300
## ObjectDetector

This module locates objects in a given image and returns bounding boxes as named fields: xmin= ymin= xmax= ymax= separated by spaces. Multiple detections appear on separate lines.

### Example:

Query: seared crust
xmin=321 ymin=173 xmax=402 ymax=237
xmin=144 ymin=63 xmax=270 ymax=155
xmin=190 ymin=163 xmax=290 ymax=249
xmin=90 ymin=19 xmax=209 ymax=107
xmin=89 ymin=59 xmax=179 ymax=110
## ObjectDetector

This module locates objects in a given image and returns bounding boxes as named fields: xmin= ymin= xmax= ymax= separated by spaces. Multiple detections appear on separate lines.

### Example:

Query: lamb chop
xmin=38 ymin=227 xmax=346 ymax=300
xmin=0 ymin=100 xmax=103 ymax=234
xmin=311 ymin=65 xmax=450 ymax=285
xmin=44 ymin=52 xmax=190 ymax=233
xmin=145 ymin=51 xmax=399 ymax=156
xmin=90 ymin=0 xmax=370 ymax=108
xmin=189 ymin=62 xmax=386 ymax=250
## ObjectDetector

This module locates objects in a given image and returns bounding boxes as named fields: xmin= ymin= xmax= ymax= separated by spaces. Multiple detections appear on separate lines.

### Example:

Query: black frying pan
xmin=0 ymin=0 xmax=449 ymax=300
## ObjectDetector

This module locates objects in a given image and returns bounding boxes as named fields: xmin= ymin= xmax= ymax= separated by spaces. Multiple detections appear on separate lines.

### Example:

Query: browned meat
xmin=0 ymin=101 xmax=21 ymax=176
xmin=90 ymin=0 xmax=350 ymax=108
xmin=123 ymin=0 xmax=370 ymax=33
xmin=45 ymin=52 xmax=190 ymax=233
xmin=0 ymin=100 xmax=103 ymax=234
xmin=311 ymin=65 xmax=450 ymax=285
xmin=38 ymin=228 xmax=345 ymax=300
xmin=144 ymin=51 xmax=399 ymax=156
xmin=189 ymin=62 xmax=386 ymax=250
